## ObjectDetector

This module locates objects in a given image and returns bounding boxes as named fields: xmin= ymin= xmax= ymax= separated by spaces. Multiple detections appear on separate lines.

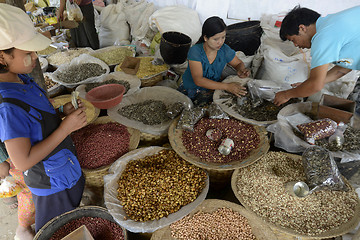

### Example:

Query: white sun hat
xmin=0 ymin=3 xmax=51 ymax=51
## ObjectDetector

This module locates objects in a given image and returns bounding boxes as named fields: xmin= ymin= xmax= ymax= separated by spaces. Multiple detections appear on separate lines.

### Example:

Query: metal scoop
xmin=285 ymin=181 xmax=310 ymax=198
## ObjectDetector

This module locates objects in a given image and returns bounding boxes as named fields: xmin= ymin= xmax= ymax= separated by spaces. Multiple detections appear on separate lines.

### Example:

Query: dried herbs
xmin=56 ymin=63 xmax=106 ymax=83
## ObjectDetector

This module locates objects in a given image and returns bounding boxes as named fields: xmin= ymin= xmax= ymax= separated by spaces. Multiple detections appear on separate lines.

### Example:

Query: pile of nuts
xmin=49 ymin=216 xmax=124 ymax=240
xmin=71 ymin=122 xmax=130 ymax=169
xmin=234 ymin=151 xmax=358 ymax=235
xmin=117 ymin=149 xmax=207 ymax=222
xmin=44 ymin=74 xmax=58 ymax=90
xmin=170 ymin=207 xmax=256 ymax=240
xmin=182 ymin=118 xmax=260 ymax=163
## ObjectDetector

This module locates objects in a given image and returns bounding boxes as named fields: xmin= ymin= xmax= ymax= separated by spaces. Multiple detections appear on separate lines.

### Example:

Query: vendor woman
xmin=178 ymin=16 xmax=250 ymax=106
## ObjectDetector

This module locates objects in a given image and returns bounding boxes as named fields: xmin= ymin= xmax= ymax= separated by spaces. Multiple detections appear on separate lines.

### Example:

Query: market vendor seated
xmin=274 ymin=6 xmax=360 ymax=106
xmin=178 ymin=16 xmax=250 ymax=106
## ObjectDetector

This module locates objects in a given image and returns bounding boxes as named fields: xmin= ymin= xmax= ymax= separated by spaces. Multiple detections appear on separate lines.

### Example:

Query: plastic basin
xmin=85 ymin=84 xmax=125 ymax=109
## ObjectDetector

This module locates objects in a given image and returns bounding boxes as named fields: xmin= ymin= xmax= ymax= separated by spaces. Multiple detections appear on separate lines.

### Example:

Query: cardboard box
xmin=120 ymin=56 xmax=140 ymax=75
xmin=61 ymin=225 xmax=94 ymax=240
xmin=317 ymin=94 xmax=355 ymax=123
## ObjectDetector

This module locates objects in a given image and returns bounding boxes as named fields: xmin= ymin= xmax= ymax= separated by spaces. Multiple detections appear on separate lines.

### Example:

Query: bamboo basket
xmin=139 ymin=131 xmax=169 ymax=146
xmin=168 ymin=117 xmax=269 ymax=188
xmin=52 ymin=94 xmax=100 ymax=124
xmin=151 ymin=199 xmax=277 ymax=240
xmin=231 ymin=152 xmax=360 ymax=239
xmin=34 ymin=206 xmax=128 ymax=240
xmin=81 ymin=116 xmax=140 ymax=189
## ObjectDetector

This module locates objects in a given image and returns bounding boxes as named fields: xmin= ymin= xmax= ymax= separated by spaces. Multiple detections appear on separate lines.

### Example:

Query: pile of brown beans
xmin=181 ymin=118 xmax=260 ymax=163
xmin=170 ymin=207 xmax=256 ymax=240
xmin=49 ymin=216 xmax=124 ymax=240
xmin=117 ymin=149 xmax=207 ymax=222
xmin=235 ymin=151 xmax=358 ymax=235
xmin=71 ymin=122 xmax=130 ymax=169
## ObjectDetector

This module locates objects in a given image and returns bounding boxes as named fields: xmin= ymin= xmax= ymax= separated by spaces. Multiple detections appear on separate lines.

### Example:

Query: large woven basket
xmin=34 ymin=206 xmax=128 ymax=240
xmin=139 ymin=131 xmax=169 ymax=147
xmin=140 ymin=73 xmax=164 ymax=87
xmin=231 ymin=152 xmax=360 ymax=239
xmin=151 ymin=199 xmax=277 ymax=240
xmin=52 ymin=94 xmax=100 ymax=124
xmin=81 ymin=116 xmax=140 ymax=189
xmin=168 ymin=117 xmax=269 ymax=187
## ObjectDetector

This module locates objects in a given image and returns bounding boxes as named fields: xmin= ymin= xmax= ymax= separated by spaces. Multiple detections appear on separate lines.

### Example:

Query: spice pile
xmin=170 ymin=207 xmax=256 ymax=240
xmin=85 ymin=79 xmax=130 ymax=94
xmin=118 ymin=100 xmax=171 ymax=125
xmin=72 ymin=122 xmax=130 ymax=169
xmin=117 ymin=149 xmax=207 ymax=222
xmin=234 ymin=151 xmax=358 ymax=235
xmin=47 ymin=48 xmax=91 ymax=66
xmin=182 ymin=118 xmax=260 ymax=163
xmin=55 ymin=63 xmax=106 ymax=84
xmin=49 ymin=217 xmax=124 ymax=240
xmin=219 ymin=93 xmax=299 ymax=121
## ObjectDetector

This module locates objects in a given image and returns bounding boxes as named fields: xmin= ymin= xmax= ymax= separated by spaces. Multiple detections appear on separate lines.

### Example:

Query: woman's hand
xmin=225 ymin=82 xmax=247 ymax=97
xmin=237 ymin=68 xmax=250 ymax=78
xmin=63 ymin=99 xmax=85 ymax=116
xmin=59 ymin=108 xmax=87 ymax=135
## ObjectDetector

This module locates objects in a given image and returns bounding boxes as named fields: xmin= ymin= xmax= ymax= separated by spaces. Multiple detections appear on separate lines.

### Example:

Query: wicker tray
xmin=34 ymin=206 xmax=128 ymax=240
xmin=52 ymin=94 xmax=100 ymax=124
xmin=151 ymin=199 xmax=277 ymax=240
xmin=81 ymin=116 xmax=140 ymax=188
xmin=231 ymin=152 xmax=360 ymax=239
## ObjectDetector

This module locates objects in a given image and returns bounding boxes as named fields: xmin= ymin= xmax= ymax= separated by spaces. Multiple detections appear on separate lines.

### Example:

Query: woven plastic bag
xmin=66 ymin=0 xmax=83 ymax=22
xmin=302 ymin=146 xmax=348 ymax=192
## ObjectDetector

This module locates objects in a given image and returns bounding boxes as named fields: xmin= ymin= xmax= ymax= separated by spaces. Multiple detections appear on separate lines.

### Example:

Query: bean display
xmin=297 ymin=118 xmax=337 ymax=144
xmin=117 ymin=149 xmax=207 ymax=222
xmin=49 ymin=216 xmax=124 ymax=240
xmin=71 ymin=122 xmax=130 ymax=169
xmin=182 ymin=118 xmax=260 ymax=163
xmin=235 ymin=151 xmax=358 ymax=235
xmin=170 ymin=207 xmax=256 ymax=240
xmin=118 ymin=100 xmax=171 ymax=125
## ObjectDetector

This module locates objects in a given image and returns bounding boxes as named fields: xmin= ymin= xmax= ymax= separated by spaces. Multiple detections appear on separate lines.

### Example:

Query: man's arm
xmin=324 ymin=65 xmax=352 ymax=83
xmin=274 ymin=64 xmax=329 ymax=105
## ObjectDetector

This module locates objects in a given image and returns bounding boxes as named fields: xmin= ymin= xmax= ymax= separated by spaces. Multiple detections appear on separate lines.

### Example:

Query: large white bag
xmin=149 ymin=5 xmax=202 ymax=45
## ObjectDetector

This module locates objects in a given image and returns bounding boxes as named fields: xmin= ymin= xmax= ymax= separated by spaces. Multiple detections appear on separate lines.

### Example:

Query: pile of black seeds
xmin=56 ymin=63 xmax=106 ymax=83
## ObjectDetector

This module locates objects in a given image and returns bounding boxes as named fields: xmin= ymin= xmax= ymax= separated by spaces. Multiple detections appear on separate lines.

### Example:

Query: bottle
xmin=328 ymin=122 xmax=346 ymax=148
xmin=218 ymin=138 xmax=234 ymax=155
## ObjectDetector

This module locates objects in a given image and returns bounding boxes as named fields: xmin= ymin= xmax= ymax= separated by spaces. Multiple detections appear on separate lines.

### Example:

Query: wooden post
xmin=4 ymin=1 xmax=48 ymax=96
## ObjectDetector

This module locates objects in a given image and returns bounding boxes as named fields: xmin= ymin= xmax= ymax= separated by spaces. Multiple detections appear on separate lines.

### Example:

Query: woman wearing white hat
xmin=0 ymin=4 xmax=87 ymax=238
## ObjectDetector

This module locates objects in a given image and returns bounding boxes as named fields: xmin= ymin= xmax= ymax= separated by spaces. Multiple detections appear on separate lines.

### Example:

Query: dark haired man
xmin=274 ymin=6 xmax=360 ymax=106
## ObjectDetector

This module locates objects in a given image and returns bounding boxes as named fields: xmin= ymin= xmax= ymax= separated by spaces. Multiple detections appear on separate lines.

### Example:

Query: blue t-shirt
xmin=182 ymin=43 xmax=236 ymax=90
xmin=0 ymin=75 xmax=82 ymax=196
xmin=311 ymin=6 xmax=360 ymax=70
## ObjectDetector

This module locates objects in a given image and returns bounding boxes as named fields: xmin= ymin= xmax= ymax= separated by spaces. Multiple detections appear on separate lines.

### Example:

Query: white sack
xmin=149 ymin=5 xmax=202 ymax=45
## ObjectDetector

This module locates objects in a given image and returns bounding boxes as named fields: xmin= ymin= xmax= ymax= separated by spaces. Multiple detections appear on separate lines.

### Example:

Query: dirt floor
xmin=0 ymin=197 xmax=18 ymax=240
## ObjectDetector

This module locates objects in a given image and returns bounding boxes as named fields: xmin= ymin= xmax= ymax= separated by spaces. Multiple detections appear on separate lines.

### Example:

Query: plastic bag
xmin=207 ymin=103 xmax=229 ymax=119
xmin=302 ymin=146 xmax=348 ymax=192
xmin=297 ymin=118 xmax=337 ymax=144
xmin=177 ymin=107 xmax=206 ymax=132
xmin=166 ymin=102 xmax=185 ymax=119
xmin=66 ymin=0 xmax=83 ymax=22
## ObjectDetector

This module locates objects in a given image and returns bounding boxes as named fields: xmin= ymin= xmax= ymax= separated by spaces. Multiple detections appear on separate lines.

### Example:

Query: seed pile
xmin=182 ymin=118 xmax=260 ymax=163
xmin=315 ymin=126 xmax=360 ymax=151
xmin=85 ymin=79 xmax=130 ymax=94
xmin=44 ymin=74 xmax=57 ymax=89
xmin=235 ymin=151 xmax=358 ymax=235
xmin=91 ymin=47 xmax=134 ymax=65
xmin=118 ymin=100 xmax=171 ymax=125
xmin=117 ymin=149 xmax=207 ymax=222
xmin=297 ymin=118 xmax=337 ymax=144
xmin=47 ymin=48 xmax=91 ymax=66
xmin=56 ymin=63 xmax=106 ymax=84
xmin=117 ymin=57 xmax=168 ymax=79
xmin=220 ymin=93 xmax=299 ymax=121
xmin=71 ymin=122 xmax=130 ymax=169
xmin=49 ymin=216 xmax=124 ymax=240
xmin=37 ymin=46 xmax=57 ymax=56
xmin=170 ymin=207 xmax=256 ymax=240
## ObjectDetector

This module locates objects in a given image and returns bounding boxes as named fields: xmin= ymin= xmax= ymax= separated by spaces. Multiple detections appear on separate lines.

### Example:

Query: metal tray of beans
xmin=231 ymin=151 xmax=360 ymax=239
xmin=104 ymin=146 xmax=209 ymax=233
xmin=33 ymin=206 xmax=128 ymax=240
xmin=52 ymin=94 xmax=100 ymax=124
xmin=115 ymin=56 xmax=170 ymax=87
xmin=213 ymin=76 xmax=297 ymax=126
xmin=107 ymin=86 xmax=193 ymax=136
xmin=168 ymin=116 xmax=270 ymax=186
xmin=75 ymin=116 xmax=141 ymax=189
xmin=151 ymin=199 xmax=277 ymax=240
xmin=75 ymin=71 xmax=141 ymax=100
xmin=51 ymin=54 xmax=110 ymax=88
xmin=89 ymin=45 xmax=136 ymax=66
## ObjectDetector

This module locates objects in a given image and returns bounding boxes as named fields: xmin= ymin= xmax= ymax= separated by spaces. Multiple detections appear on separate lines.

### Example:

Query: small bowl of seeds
xmin=86 ymin=84 xmax=125 ymax=109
